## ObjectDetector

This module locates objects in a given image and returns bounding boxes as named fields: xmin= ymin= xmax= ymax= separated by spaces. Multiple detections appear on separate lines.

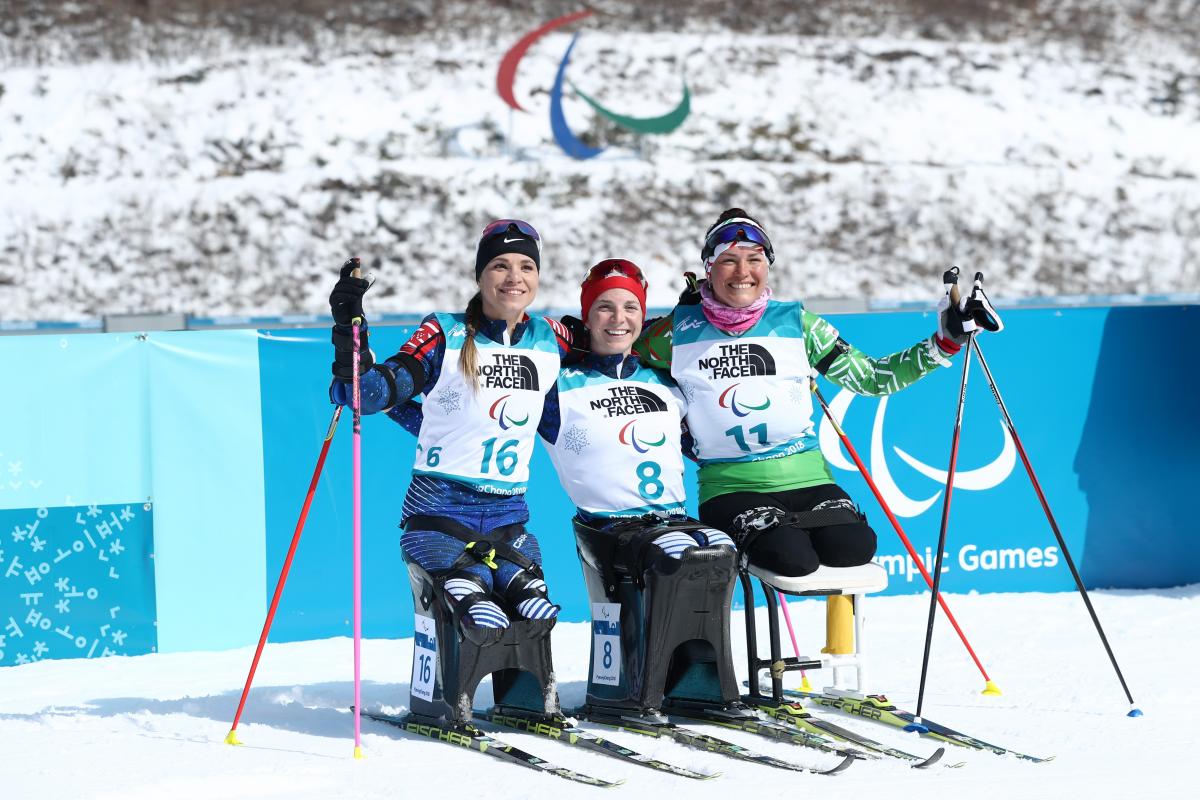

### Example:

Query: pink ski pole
xmin=351 ymin=289 xmax=365 ymax=758
xmin=776 ymin=591 xmax=814 ymax=692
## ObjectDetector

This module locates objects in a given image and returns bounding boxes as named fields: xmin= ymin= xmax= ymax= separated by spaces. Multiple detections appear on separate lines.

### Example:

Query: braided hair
xmin=459 ymin=291 xmax=485 ymax=393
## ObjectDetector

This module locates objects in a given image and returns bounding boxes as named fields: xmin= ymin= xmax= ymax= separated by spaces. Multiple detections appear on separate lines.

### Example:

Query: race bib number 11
xmin=412 ymin=614 xmax=438 ymax=702
xmin=591 ymin=603 xmax=621 ymax=686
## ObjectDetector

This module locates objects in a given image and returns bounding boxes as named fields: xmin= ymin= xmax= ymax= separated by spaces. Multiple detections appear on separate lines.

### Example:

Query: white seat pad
xmin=748 ymin=562 xmax=889 ymax=595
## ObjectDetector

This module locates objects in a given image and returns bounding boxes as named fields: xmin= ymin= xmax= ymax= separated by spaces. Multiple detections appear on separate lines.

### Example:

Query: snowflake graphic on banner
xmin=563 ymin=425 xmax=590 ymax=455
xmin=0 ymin=503 xmax=157 ymax=667
xmin=436 ymin=388 xmax=462 ymax=415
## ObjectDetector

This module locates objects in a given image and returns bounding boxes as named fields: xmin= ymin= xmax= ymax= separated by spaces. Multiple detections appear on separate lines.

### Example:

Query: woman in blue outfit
xmin=329 ymin=220 xmax=576 ymax=645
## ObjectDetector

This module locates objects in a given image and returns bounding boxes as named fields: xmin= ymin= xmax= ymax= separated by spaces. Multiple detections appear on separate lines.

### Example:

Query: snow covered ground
xmin=2 ymin=587 xmax=1195 ymax=799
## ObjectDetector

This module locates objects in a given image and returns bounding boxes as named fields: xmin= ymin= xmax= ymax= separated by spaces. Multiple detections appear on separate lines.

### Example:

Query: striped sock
xmin=511 ymin=577 xmax=559 ymax=620
xmin=651 ymin=530 xmax=704 ymax=559
xmin=697 ymin=528 xmax=735 ymax=548
xmin=443 ymin=578 xmax=509 ymax=629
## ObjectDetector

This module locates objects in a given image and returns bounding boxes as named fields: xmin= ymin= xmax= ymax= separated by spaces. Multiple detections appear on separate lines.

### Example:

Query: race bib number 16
xmin=591 ymin=603 xmax=621 ymax=686
xmin=412 ymin=614 xmax=438 ymax=702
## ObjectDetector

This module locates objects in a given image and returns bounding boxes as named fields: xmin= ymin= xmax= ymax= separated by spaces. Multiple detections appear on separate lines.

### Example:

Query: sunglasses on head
xmin=702 ymin=219 xmax=774 ymax=264
xmin=480 ymin=218 xmax=542 ymax=245
xmin=583 ymin=258 xmax=648 ymax=290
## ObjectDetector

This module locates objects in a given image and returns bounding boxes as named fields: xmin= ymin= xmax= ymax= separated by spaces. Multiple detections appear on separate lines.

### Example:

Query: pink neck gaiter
xmin=700 ymin=280 xmax=772 ymax=334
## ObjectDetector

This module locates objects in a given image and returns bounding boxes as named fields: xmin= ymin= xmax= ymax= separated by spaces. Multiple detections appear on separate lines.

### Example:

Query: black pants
xmin=699 ymin=483 xmax=877 ymax=577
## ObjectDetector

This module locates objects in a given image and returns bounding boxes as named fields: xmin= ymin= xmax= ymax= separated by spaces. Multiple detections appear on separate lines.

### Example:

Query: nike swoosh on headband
xmin=503 ymin=236 xmax=525 ymax=243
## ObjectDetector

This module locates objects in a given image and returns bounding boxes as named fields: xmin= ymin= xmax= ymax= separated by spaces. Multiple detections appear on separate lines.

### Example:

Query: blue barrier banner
xmin=254 ymin=305 xmax=1199 ymax=640
xmin=0 ymin=503 xmax=157 ymax=666
xmin=5 ymin=303 xmax=1196 ymax=660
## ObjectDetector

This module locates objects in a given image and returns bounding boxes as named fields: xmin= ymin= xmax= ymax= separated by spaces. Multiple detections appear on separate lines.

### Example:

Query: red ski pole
xmin=811 ymin=382 xmax=999 ymax=696
xmin=225 ymin=405 xmax=343 ymax=745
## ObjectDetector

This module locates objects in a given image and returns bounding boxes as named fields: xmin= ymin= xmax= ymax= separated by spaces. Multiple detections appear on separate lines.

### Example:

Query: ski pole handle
xmin=350 ymin=262 xmax=363 ymax=326
xmin=943 ymin=266 xmax=961 ymax=306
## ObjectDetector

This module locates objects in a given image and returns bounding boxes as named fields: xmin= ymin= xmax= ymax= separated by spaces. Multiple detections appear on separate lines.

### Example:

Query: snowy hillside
xmin=0 ymin=1 xmax=1197 ymax=320
xmin=1 ymin=588 xmax=1194 ymax=799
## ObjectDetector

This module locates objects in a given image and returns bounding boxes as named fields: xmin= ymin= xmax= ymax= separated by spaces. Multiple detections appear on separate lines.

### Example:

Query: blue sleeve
xmin=681 ymin=419 xmax=698 ymax=463
xmin=385 ymin=399 xmax=424 ymax=436
xmin=328 ymin=366 xmax=407 ymax=415
xmin=538 ymin=383 xmax=561 ymax=445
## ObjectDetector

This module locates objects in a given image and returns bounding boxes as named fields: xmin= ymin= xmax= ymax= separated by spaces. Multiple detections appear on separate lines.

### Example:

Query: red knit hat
xmin=580 ymin=259 xmax=648 ymax=321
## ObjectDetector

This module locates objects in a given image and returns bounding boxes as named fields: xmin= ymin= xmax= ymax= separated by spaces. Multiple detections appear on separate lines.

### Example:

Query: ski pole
xmin=226 ymin=405 xmax=343 ymax=746
xmin=351 ymin=304 xmax=365 ymax=758
xmin=971 ymin=337 xmax=1142 ymax=717
xmin=776 ymin=591 xmax=814 ymax=692
xmin=811 ymin=383 xmax=998 ymax=694
xmin=907 ymin=273 xmax=974 ymax=724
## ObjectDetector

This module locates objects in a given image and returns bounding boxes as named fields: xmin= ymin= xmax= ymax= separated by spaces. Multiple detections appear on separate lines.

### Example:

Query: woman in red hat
xmin=540 ymin=258 xmax=733 ymax=555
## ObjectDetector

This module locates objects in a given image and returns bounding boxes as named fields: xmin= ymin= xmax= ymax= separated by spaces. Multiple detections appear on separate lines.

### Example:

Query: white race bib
xmin=591 ymin=602 xmax=621 ymax=686
xmin=411 ymin=614 xmax=438 ymax=702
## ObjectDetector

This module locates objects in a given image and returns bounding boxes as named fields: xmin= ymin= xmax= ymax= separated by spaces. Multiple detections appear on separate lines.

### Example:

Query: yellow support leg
xmin=821 ymin=595 xmax=855 ymax=655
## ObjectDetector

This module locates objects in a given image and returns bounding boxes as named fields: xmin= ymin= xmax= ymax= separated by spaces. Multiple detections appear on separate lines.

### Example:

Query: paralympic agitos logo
xmin=618 ymin=420 xmax=667 ymax=453
xmin=489 ymin=394 xmax=530 ymax=430
xmin=496 ymin=10 xmax=691 ymax=159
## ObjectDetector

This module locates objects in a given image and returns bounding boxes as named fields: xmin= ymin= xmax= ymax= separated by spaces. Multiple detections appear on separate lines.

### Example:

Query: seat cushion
xmin=748 ymin=562 xmax=889 ymax=595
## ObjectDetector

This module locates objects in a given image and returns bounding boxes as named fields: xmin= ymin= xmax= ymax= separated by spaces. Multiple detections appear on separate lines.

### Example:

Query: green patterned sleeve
xmin=634 ymin=312 xmax=676 ymax=371
xmin=803 ymin=308 xmax=953 ymax=397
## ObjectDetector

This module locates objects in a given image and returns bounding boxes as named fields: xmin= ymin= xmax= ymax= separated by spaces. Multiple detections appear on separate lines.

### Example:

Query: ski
xmin=359 ymin=710 xmax=624 ymax=787
xmin=577 ymin=707 xmax=854 ymax=775
xmin=476 ymin=708 xmax=719 ymax=780
xmin=664 ymin=701 xmax=872 ymax=762
xmin=743 ymin=696 xmax=949 ymax=768
xmin=784 ymin=691 xmax=1053 ymax=763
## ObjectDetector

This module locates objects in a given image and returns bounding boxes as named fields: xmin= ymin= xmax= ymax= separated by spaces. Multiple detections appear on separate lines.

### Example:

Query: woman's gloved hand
xmin=329 ymin=257 xmax=371 ymax=326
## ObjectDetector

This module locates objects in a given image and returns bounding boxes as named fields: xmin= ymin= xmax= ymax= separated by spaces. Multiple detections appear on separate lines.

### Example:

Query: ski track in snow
xmin=2 ymin=588 xmax=1195 ymax=799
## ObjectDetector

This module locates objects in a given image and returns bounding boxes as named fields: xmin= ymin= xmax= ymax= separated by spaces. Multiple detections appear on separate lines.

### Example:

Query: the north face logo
xmin=478 ymin=353 xmax=539 ymax=390
xmin=697 ymin=342 xmax=777 ymax=380
xmin=588 ymin=385 xmax=669 ymax=417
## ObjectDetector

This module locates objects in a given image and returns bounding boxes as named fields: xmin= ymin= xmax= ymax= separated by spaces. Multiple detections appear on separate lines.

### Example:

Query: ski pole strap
xmin=813 ymin=337 xmax=851 ymax=376
xmin=404 ymin=514 xmax=541 ymax=576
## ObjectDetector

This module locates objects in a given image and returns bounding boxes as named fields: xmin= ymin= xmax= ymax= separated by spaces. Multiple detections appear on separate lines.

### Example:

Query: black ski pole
xmin=909 ymin=268 xmax=974 ymax=730
xmin=971 ymin=336 xmax=1143 ymax=717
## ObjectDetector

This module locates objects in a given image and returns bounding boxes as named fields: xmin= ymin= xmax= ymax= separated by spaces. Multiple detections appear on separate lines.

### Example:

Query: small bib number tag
xmin=412 ymin=614 xmax=438 ymax=702
xmin=591 ymin=602 xmax=621 ymax=686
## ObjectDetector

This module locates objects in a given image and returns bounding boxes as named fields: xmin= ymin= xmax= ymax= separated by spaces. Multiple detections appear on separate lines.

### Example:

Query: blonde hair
xmin=459 ymin=292 xmax=485 ymax=393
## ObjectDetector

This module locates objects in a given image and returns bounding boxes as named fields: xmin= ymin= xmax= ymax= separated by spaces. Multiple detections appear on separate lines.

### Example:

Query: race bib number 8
xmin=591 ymin=602 xmax=621 ymax=686
xmin=412 ymin=614 xmax=438 ymax=702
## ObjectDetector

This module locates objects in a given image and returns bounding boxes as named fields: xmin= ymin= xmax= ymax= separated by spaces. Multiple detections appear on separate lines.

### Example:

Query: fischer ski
xmin=743 ymin=696 xmax=948 ymax=768
xmin=476 ymin=708 xmax=719 ymax=780
xmin=577 ymin=707 xmax=854 ymax=775
xmin=359 ymin=710 xmax=624 ymax=787
xmin=784 ymin=691 xmax=1053 ymax=763
xmin=665 ymin=701 xmax=871 ymax=762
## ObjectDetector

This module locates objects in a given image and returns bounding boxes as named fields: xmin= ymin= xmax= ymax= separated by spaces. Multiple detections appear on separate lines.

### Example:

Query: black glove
xmin=558 ymin=315 xmax=590 ymax=365
xmin=329 ymin=257 xmax=370 ymax=326
xmin=678 ymin=271 xmax=702 ymax=306
xmin=936 ymin=268 xmax=1004 ymax=353
xmin=331 ymin=325 xmax=375 ymax=381
xmin=936 ymin=291 xmax=972 ymax=348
